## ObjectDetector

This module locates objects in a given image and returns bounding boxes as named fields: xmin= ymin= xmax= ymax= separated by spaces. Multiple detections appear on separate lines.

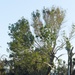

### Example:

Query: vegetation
xmin=0 ymin=6 xmax=75 ymax=75
xmin=7 ymin=6 xmax=66 ymax=75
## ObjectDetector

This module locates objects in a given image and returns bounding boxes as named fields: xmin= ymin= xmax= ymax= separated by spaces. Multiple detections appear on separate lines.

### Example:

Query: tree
xmin=64 ymin=24 xmax=75 ymax=75
xmin=8 ymin=18 xmax=34 ymax=75
xmin=32 ymin=7 xmax=65 ymax=75
xmin=8 ymin=6 xmax=74 ymax=75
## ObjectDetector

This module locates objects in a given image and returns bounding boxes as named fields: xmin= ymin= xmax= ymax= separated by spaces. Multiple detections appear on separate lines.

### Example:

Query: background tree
xmin=56 ymin=59 xmax=67 ymax=75
xmin=63 ymin=24 xmax=75 ymax=75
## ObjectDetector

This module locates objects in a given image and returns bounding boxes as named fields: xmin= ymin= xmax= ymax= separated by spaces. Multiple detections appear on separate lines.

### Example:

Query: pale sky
xmin=0 ymin=0 xmax=75 ymax=62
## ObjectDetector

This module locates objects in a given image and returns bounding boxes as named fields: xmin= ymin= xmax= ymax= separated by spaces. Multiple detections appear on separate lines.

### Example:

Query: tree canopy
xmin=7 ymin=7 xmax=75 ymax=75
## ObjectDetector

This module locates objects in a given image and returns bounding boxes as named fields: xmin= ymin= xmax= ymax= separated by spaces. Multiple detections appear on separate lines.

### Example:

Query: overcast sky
xmin=0 ymin=0 xmax=75 ymax=62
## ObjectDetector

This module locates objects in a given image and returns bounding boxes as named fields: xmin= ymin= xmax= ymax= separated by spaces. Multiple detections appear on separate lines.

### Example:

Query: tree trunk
xmin=46 ymin=52 xmax=55 ymax=75
xmin=46 ymin=67 xmax=51 ymax=75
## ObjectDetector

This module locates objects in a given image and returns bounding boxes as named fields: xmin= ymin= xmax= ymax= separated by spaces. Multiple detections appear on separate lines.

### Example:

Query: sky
xmin=0 ymin=0 xmax=75 ymax=62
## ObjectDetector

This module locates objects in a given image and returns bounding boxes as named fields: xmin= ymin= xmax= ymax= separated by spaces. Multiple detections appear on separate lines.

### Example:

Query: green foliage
xmin=8 ymin=7 xmax=67 ymax=75
xmin=32 ymin=8 xmax=65 ymax=75
xmin=8 ymin=18 xmax=34 ymax=49
xmin=8 ymin=18 xmax=35 ymax=75
xmin=56 ymin=59 xmax=67 ymax=75
xmin=65 ymin=38 xmax=71 ymax=51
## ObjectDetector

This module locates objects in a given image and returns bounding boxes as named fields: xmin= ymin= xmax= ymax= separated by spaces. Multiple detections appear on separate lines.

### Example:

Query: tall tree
xmin=32 ymin=7 xmax=65 ymax=75
xmin=8 ymin=18 xmax=34 ymax=75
